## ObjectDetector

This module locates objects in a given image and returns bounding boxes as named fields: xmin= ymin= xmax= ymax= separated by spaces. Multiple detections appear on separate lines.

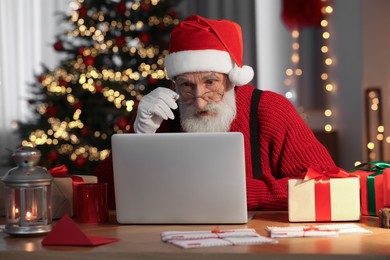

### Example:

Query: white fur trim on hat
xmin=165 ymin=49 xmax=254 ymax=86
xmin=228 ymin=65 xmax=254 ymax=86
xmin=165 ymin=49 xmax=234 ymax=79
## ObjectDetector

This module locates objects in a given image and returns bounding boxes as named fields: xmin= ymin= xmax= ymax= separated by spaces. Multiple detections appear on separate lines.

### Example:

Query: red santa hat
xmin=165 ymin=15 xmax=254 ymax=86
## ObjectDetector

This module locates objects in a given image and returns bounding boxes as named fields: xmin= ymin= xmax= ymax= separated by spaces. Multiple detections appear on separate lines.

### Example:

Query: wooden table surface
xmin=0 ymin=211 xmax=389 ymax=260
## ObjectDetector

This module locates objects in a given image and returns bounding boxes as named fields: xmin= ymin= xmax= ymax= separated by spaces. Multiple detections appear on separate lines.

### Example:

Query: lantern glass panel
xmin=4 ymin=185 xmax=52 ymax=227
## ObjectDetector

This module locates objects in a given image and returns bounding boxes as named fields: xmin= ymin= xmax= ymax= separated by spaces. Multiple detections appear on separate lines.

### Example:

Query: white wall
xmin=362 ymin=0 xmax=390 ymax=162
xmin=255 ymin=0 xmax=291 ymax=95
xmin=330 ymin=0 xmax=363 ymax=168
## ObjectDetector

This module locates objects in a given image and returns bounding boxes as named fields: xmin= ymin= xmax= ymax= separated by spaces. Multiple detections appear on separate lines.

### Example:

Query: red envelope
xmin=41 ymin=214 xmax=119 ymax=246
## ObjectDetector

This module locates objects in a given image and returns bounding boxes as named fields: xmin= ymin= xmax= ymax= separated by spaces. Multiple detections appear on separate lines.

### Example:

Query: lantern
xmin=2 ymin=147 xmax=53 ymax=236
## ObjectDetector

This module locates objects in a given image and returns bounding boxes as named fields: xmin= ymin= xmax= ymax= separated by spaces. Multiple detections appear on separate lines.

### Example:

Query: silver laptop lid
xmin=112 ymin=132 xmax=248 ymax=224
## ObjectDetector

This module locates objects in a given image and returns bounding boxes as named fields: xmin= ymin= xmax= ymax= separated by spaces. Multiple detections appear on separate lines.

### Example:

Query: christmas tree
xmin=15 ymin=0 xmax=181 ymax=174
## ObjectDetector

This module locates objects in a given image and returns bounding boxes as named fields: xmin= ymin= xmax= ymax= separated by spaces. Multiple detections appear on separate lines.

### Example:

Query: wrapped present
xmin=288 ymin=167 xmax=360 ymax=222
xmin=383 ymin=169 xmax=390 ymax=207
xmin=354 ymin=161 xmax=390 ymax=216
xmin=50 ymin=165 xmax=97 ymax=219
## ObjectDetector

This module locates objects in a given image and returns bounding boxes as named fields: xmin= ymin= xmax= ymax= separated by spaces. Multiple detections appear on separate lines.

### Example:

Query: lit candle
xmin=26 ymin=211 xmax=37 ymax=220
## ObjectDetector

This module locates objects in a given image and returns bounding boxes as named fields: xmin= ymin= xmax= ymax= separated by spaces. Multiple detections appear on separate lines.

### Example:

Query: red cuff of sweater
xmin=245 ymin=177 xmax=289 ymax=211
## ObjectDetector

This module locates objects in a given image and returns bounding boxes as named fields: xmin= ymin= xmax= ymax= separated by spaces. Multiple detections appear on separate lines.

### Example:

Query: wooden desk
xmin=0 ymin=211 xmax=389 ymax=259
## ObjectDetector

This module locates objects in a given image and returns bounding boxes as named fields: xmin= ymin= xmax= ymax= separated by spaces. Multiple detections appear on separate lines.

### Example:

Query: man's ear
xmin=170 ymin=81 xmax=177 ymax=91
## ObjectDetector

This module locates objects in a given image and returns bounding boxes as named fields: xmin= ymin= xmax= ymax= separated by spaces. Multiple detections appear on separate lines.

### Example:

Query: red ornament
xmin=46 ymin=104 xmax=57 ymax=117
xmin=133 ymin=100 xmax=140 ymax=110
xmin=281 ymin=0 xmax=323 ymax=30
xmin=94 ymin=83 xmax=103 ymax=93
xmin=116 ymin=2 xmax=126 ymax=14
xmin=141 ymin=3 xmax=150 ymax=11
xmin=54 ymin=41 xmax=63 ymax=51
xmin=47 ymin=150 xmax=59 ymax=164
xmin=167 ymin=10 xmax=177 ymax=19
xmin=38 ymin=75 xmax=45 ymax=83
xmin=80 ymin=126 xmax=90 ymax=137
xmin=83 ymin=55 xmax=95 ymax=66
xmin=78 ymin=47 xmax=85 ymax=55
xmin=148 ymin=77 xmax=159 ymax=85
xmin=78 ymin=6 xmax=88 ymax=18
xmin=73 ymin=101 xmax=82 ymax=110
xmin=139 ymin=32 xmax=151 ymax=44
xmin=116 ymin=117 xmax=128 ymax=129
xmin=74 ymin=155 xmax=87 ymax=168
xmin=116 ymin=36 xmax=126 ymax=47
xmin=58 ymin=79 xmax=68 ymax=87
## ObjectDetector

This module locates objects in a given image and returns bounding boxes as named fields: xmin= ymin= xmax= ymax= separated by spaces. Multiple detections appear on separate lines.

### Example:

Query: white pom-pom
xmin=228 ymin=65 xmax=254 ymax=86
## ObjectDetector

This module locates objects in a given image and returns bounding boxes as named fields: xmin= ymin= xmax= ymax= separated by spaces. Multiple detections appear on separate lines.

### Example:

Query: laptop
xmin=111 ymin=132 xmax=248 ymax=224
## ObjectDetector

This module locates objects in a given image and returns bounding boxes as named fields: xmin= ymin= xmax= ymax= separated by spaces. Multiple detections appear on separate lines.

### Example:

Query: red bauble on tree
xmin=141 ymin=2 xmax=150 ymax=11
xmin=167 ymin=10 xmax=177 ymax=19
xmin=54 ymin=41 xmax=64 ymax=51
xmin=116 ymin=2 xmax=126 ymax=14
xmin=47 ymin=150 xmax=59 ymax=164
xmin=116 ymin=36 xmax=126 ymax=47
xmin=73 ymin=101 xmax=82 ymax=111
xmin=83 ymin=55 xmax=95 ymax=67
xmin=78 ymin=47 xmax=85 ymax=55
xmin=78 ymin=6 xmax=88 ymax=18
xmin=58 ymin=79 xmax=68 ymax=87
xmin=38 ymin=75 xmax=45 ymax=83
xmin=74 ymin=155 xmax=87 ymax=168
xmin=281 ymin=0 xmax=323 ymax=30
xmin=148 ymin=77 xmax=159 ymax=85
xmin=116 ymin=116 xmax=128 ymax=129
xmin=46 ymin=104 xmax=58 ymax=117
xmin=139 ymin=32 xmax=151 ymax=44
xmin=94 ymin=82 xmax=103 ymax=93
xmin=80 ymin=126 xmax=90 ymax=137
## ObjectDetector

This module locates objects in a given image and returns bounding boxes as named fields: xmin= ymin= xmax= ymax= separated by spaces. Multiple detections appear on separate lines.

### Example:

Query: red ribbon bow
xmin=48 ymin=165 xmax=69 ymax=177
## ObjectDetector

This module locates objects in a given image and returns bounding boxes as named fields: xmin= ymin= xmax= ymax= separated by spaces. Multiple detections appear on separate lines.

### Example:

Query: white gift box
xmin=288 ymin=177 xmax=360 ymax=222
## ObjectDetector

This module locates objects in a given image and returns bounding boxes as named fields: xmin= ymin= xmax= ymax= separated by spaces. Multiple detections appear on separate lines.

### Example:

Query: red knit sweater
xmin=93 ymin=85 xmax=337 ymax=210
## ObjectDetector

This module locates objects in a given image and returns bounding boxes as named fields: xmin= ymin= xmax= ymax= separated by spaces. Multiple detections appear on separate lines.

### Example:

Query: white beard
xmin=179 ymin=88 xmax=237 ymax=132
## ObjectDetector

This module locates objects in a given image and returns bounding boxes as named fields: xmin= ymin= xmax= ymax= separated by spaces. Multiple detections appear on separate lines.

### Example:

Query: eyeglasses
xmin=177 ymin=89 xmax=224 ymax=105
xmin=175 ymin=75 xmax=226 ymax=105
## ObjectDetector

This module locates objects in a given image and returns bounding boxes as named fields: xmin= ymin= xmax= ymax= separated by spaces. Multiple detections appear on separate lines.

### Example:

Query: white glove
xmin=134 ymin=87 xmax=180 ymax=133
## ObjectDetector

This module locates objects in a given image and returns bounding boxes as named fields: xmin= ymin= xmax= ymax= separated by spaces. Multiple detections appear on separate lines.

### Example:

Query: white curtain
xmin=0 ymin=0 xmax=69 ymax=173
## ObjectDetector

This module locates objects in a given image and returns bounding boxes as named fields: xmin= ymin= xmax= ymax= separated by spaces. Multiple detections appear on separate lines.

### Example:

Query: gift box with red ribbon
xmin=354 ymin=161 xmax=390 ymax=216
xmin=384 ymin=168 xmax=390 ymax=207
xmin=50 ymin=165 xmax=98 ymax=219
xmin=288 ymin=167 xmax=360 ymax=222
